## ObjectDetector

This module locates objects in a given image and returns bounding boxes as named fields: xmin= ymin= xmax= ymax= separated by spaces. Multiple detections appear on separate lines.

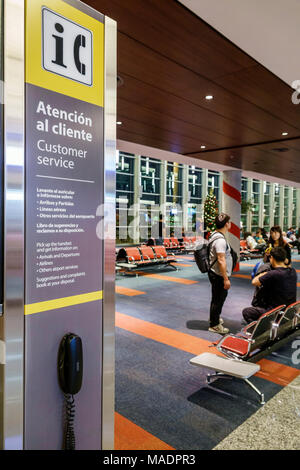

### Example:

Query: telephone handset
xmin=58 ymin=333 xmax=83 ymax=395
xmin=58 ymin=333 xmax=83 ymax=450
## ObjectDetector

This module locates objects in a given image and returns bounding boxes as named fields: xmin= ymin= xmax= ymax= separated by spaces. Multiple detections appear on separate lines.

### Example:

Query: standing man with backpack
xmin=207 ymin=213 xmax=233 ymax=334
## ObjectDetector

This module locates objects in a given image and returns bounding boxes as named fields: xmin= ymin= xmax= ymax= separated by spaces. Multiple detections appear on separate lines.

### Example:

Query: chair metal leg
xmin=244 ymin=378 xmax=265 ymax=405
xmin=206 ymin=373 xmax=265 ymax=405
xmin=207 ymin=372 xmax=233 ymax=384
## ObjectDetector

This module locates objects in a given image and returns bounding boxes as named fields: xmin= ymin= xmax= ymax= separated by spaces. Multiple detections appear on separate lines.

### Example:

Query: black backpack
xmin=194 ymin=233 xmax=238 ymax=273
xmin=230 ymin=246 xmax=238 ymax=271
xmin=194 ymin=234 xmax=223 ymax=273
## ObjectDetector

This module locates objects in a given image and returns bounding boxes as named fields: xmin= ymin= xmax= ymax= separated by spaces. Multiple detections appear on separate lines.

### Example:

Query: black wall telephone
xmin=58 ymin=333 xmax=83 ymax=450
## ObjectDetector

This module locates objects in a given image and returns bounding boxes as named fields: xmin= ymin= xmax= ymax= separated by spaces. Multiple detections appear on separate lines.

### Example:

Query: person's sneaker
xmin=219 ymin=318 xmax=224 ymax=325
xmin=208 ymin=324 xmax=229 ymax=335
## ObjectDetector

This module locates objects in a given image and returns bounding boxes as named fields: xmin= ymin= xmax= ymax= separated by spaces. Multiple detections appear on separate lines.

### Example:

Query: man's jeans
xmin=242 ymin=306 xmax=268 ymax=324
xmin=208 ymin=270 xmax=228 ymax=327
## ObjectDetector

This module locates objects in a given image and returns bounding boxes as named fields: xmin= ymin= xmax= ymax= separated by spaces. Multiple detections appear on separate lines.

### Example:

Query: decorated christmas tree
xmin=204 ymin=188 xmax=219 ymax=234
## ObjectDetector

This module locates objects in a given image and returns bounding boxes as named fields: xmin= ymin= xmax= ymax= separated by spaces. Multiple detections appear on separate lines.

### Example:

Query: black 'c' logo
xmin=52 ymin=21 xmax=87 ymax=77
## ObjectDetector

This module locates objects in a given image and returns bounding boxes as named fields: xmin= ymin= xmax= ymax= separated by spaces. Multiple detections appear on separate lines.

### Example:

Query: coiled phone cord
xmin=64 ymin=394 xmax=76 ymax=450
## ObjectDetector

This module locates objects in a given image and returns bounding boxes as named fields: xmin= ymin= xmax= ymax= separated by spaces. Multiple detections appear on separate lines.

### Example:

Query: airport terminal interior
xmin=114 ymin=155 xmax=300 ymax=450
xmin=2 ymin=0 xmax=300 ymax=452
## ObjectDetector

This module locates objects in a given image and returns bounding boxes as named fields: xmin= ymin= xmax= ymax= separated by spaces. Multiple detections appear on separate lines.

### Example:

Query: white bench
xmin=116 ymin=262 xmax=138 ymax=270
xmin=190 ymin=352 xmax=264 ymax=404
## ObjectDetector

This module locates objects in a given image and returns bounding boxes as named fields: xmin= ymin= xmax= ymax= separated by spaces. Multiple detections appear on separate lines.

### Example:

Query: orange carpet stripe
xmin=116 ymin=312 xmax=300 ymax=386
xmin=116 ymin=312 xmax=222 ymax=356
xmin=134 ymin=272 xmax=198 ymax=285
xmin=116 ymin=286 xmax=146 ymax=297
xmin=115 ymin=412 xmax=174 ymax=450
xmin=172 ymin=263 xmax=192 ymax=267
xmin=255 ymin=359 xmax=300 ymax=386
xmin=232 ymin=274 xmax=251 ymax=279
xmin=234 ymin=274 xmax=300 ymax=286
xmin=241 ymin=263 xmax=256 ymax=267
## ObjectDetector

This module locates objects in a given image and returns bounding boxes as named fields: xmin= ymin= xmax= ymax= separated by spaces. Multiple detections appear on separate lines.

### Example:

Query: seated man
xmin=242 ymin=246 xmax=297 ymax=324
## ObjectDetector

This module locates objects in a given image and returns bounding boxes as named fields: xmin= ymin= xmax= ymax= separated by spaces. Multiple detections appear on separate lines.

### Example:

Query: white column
xmin=219 ymin=172 xmax=223 ymax=212
xmin=222 ymin=170 xmax=242 ymax=271
xmin=259 ymin=181 xmax=265 ymax=228
xmin=160 ymin=160 xmax=167 ymax=219
xmin=288 ymin=187 xmax=293 ymax=229
xmin=182 ymin=164 xmax=189 ymax=231
xmin=278 ymin=185 xmax=284 ymax=228
xmin=202 ymin=169 xmax=208 ymax=201
xmin=133 ymin=155 xmax=141 ymax=243
xmin=269 ymin=183 xmax=275 ymax=229
xmin=247 ymin=178 xmax=253 ymax=232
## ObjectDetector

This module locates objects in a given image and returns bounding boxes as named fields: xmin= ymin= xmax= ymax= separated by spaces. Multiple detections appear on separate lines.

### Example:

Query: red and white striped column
xmin=222 ymin=170 xmax=242 ymax=272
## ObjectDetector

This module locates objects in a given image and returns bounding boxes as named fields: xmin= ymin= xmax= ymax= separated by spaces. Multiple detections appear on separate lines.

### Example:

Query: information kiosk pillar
xmin=0 ymin=0 xmax=116 ymax=450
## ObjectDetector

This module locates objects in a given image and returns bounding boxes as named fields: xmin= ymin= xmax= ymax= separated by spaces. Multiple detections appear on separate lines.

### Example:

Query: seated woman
xmin=264 ymin=225 xmax=291 ymax=266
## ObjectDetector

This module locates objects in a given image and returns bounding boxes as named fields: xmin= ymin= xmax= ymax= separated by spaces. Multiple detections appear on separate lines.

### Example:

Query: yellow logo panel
xmin=25 ymin=0 xmax=104 ymax=107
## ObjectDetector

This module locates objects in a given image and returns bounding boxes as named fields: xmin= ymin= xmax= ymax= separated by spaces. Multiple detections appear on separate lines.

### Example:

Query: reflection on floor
xmin=115 ymin=253 xmax=300 ymax=450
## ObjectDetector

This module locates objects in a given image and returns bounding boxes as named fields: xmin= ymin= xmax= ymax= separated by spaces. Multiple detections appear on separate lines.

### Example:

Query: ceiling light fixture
xmin=205 ymin=95 xmax=213 ymax=100
xmin=200 ymin=145 xmax=206 ymax=149
xmin=117 ymin=121 xmax=122 ymax=125
xmin=282 ymin=132 xmax=288 ymax=136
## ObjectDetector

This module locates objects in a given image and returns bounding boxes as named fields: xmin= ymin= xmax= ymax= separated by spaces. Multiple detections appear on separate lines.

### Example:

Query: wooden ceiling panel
xmin=117 ymin=115 xmax=214 ymax=152
xmin=88 ymin=0 xmax=256 ymax=79
xmin=118 ymin=33 xmax=300 ymax=140
xmin=83 ymin=0 xmax=300 ymax=182
xmin=117 ymin=128 xmax=189 ymax=155
xmin=118 ymin=98 xmax=237 ymax=148
xmin=214 ymin=65 xmax=300 ymax=129
xmin=119 ymin=74 xmax=275 ymax=146
xmin=190 ymin=143 xmax=300 ymax=178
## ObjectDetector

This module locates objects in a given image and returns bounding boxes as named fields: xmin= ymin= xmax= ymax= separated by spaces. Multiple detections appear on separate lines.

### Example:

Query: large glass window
xmin=207 ymin=171 xmax=220 ymax=202
xmin=166 ymin=163 xmax=183 ymax=235
xmin=140 ymin=157 xmax=161 ymax=200
xmin=263 ymin=182 xmax=271 ymax=231
xmin=139 ymin=157 xmax=161 ymax=240
xmin=166 ymin=162 xmax=183 ymax=202
xmin=241 ymin=177 xmax=248 ymax=233
xmin=251 ymin=179 xmax=260 ymax=233
xmin=283 ymin=186 xmax=289 ymax=230
xmin=274 ymin=184 xmax=280 ymax=227
xmin=116 ymin=152 xmax=135 ymax=244
xmin=187 ymin=166 xmax=203 ymax=234
xmin=188 ymin=166 xmax=202 ymax=203
xmin=292 ymin=188 xmax=298 ymax=228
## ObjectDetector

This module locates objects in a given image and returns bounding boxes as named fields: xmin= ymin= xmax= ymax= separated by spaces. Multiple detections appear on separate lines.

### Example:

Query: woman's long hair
xmin=269 ymin=225 xmax=285 ymax=247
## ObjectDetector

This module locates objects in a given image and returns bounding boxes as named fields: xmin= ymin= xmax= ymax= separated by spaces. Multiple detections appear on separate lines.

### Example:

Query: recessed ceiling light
xmin=117 ymin=121 xmax=122 ymax=125
xmin=282 ymin=132 xmax=288 ymax=136
xmin=200 ymin=145 xmax=206 ymax=149
xmin=205 ymin=95 xmax=213 ymax=100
